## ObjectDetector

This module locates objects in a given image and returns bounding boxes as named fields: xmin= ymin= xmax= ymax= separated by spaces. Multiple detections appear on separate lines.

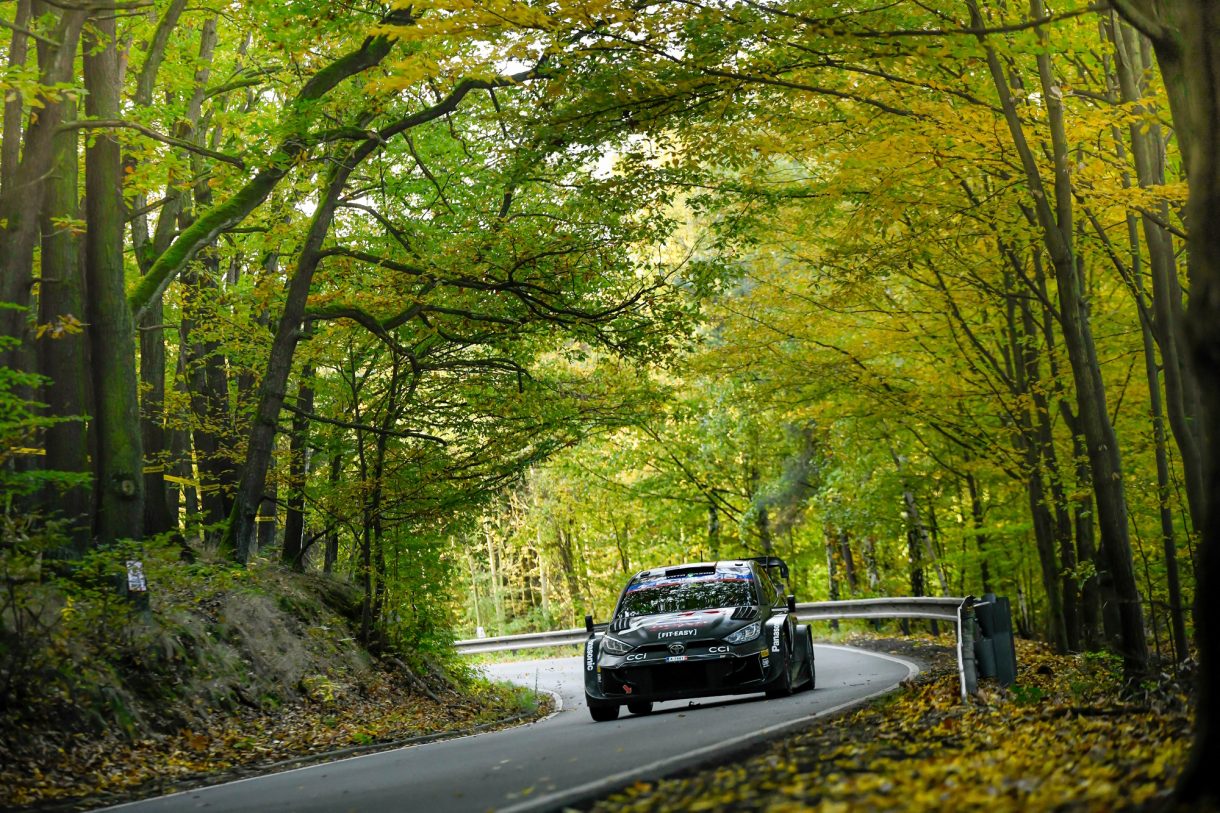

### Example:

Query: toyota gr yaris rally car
xmin=583 ymin=557 xmax=816 ymax=721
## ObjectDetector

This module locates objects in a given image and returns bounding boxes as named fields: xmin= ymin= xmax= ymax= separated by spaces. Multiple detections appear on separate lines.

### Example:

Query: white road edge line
xmin=496 ymin=645 xmax=920 ymax=813
xmin=536 ymin=687 xmax=564 ymax=723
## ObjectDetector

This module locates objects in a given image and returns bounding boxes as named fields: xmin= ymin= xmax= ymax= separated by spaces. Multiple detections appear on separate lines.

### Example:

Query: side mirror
xmin=787 ymin=595 xmax=796 ymax=614
xmin=585 ymin=614 xmax=594 ymax=633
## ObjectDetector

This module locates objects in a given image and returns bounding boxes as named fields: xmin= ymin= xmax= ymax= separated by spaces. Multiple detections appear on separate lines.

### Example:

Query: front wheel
xmin=801 ymin=627 xmax=816 ymax=691
xmin=588 ymin=700 xmax=620 ymax=722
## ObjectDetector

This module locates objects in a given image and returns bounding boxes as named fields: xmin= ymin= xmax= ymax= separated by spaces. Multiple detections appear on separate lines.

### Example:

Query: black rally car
xmin=582 ymin=557 xmax=816 ymax=721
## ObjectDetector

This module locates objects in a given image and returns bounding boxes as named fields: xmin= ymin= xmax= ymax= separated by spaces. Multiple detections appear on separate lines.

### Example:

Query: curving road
xmin=103 ymin=645 xmax=916 ymax=813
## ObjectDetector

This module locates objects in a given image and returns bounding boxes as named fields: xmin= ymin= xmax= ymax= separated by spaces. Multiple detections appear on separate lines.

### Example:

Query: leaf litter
xmin=0 ymin=670 xmax=549 ymax=811
xmin=579 ymin=636 xmax=1199 ymax=813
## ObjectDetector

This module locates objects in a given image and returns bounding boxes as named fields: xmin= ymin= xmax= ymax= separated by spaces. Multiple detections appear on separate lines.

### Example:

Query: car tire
xmin=764 ymin=635 xmax=793 ymax=699
xmin=802 ymin=627 xmax=817 ymax=690
xmin=627 ymin=701 xmax=653 ymax=715
xmin=589 ymin=702 xmax=620 ymax=722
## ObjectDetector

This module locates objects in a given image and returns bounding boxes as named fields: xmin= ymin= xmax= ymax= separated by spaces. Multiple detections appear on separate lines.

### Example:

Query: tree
xmin=1108 ymin=0 xmax=1220 ymax=802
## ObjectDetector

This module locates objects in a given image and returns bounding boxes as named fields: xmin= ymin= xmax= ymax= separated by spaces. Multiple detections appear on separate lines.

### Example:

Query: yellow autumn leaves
xmin=591 ymin=638 xmax=1193 ymax=813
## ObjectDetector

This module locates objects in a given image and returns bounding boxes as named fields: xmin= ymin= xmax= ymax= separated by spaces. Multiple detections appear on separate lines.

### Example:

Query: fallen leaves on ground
xmin=584 ymin=638 xmax=1195 ymax=813
xmin=0 ymin=670 xmax=548 ymax=811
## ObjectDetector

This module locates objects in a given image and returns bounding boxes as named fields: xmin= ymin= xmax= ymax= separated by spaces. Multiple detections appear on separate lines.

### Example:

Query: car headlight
xmin=725 ymin=622 xmax=761 ymax=645
xmin=600 ymin=635 xmax=633 ymax=655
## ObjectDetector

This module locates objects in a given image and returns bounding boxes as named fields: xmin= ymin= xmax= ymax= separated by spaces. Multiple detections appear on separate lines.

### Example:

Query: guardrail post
xmin=977 ymin=592 xmax=1017 ymax=686
xmin=957 ymin=596 xmax=978 ymax=701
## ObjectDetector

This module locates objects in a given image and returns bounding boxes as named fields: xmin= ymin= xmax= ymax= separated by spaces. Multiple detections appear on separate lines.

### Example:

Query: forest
xmin=2 ymin=0 xmax=1220 ymax=808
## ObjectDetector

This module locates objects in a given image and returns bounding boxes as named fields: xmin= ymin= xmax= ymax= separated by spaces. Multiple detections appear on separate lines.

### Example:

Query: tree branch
xmin=59 ymin=118 xmax=246 ymax=167
xmin=281 ymin=400 xmax=446 ymax=445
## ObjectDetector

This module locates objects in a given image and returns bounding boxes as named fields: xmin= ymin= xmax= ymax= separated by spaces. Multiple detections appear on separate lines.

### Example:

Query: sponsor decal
xmin=708 ymin=645 xmax=731 ymax=654
xmin=626 ymin=653 xmax=647 ymax=662
xmin=762 ymin=657 xmax=770 ymax=668
xmin=657 ymin=629 xmax=697 ymax=638
xmin=586 ymin=639 xmax=596 ymax=671
xmin=772 ymin=623 xmax=782 ymax=649
xmin=668 ymin=643 xmax=686 ymax=655
xmin=647 ymin=618 xmax=712 ymax=631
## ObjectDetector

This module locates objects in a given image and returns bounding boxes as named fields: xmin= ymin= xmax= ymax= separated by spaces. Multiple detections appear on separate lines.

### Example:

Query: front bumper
xmin=587 ymin=643 xmax=782 ymax=704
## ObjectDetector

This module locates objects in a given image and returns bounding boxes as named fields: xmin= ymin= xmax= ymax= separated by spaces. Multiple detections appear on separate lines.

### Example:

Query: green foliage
xmin=0 ymin=363 xmax=88 ymax=503
xmin=0 ymin=524 xmax=153 ymax=735
xmin=2 ymin=0 xmax=1199 ymax=707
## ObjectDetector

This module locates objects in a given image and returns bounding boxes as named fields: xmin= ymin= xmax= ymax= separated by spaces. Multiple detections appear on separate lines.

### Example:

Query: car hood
xmin=606 ymin=607 xmax=760 ymax=645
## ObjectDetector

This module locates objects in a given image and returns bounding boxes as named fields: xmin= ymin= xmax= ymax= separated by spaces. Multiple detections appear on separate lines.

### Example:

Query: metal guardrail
xmin=455 ymin=597 xmax=965 ymax=653
xmin=454 ymin=627 xmax=599 ymax=655
xmin=456 ymin=596 xmax=985 ymax=701
xmin=794 ymin=596 xmax=964 ymax=623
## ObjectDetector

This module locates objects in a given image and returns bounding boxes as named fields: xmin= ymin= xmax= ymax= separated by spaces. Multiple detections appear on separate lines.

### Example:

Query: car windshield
xmin=616 ymin=574 xmax=755 ymax=617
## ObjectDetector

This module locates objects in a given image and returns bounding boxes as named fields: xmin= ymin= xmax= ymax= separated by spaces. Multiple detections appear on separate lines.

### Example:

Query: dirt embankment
xmin=0 ymin=566 xmax=547 ymax=811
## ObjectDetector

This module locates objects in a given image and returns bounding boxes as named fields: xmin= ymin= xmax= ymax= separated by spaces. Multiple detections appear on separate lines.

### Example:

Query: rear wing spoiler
xmin=749 ymin=555 xmax=790 ymax=582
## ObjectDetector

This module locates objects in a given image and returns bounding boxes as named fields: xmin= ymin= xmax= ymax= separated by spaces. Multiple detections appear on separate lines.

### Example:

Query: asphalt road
xmin=104 ymin=645 xmax=916 ymax=813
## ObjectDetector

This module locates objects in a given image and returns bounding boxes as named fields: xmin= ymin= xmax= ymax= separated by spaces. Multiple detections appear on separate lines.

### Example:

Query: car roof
xmin=630 ymin=561 xmax=757 ymax=581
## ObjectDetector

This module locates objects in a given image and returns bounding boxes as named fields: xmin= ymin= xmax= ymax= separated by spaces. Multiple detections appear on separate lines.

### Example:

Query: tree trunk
xmin=1107 ymin=14 xmax=1204 ymax=533
xmin=224 ymin=138 xmax=375 ymax=562
xmin=756 ymin=504 xmax=772 ymax=555
xmin=1130 ymin=217 xmax=1190 ymax=663
xmin=839 ymin=530 xmax=858 ymax=594
xmin=965 ymin=471 xmax=992 ymax=593
xmin=84 ymin=11 xmax=143 ymax=543
xmin=1113 ymin=0 xmax=1220 ymax=799
xmin=257 ymin=468 xmax=278 ymax=555
xmin=824 ymin=526 xmax=839 ymax=632
xmin=1063 ymin=410 xmax=1111 ymax=650
xmin=862 ymin=535 xmax=880 ymax=592
xmin=0 ymin=9 xmax=85 ymax=382
xmin=36 ymin=91 xmax=91 ymax=553
xmin=323 ymin=449 xmax=342 ymax=574
xmin=179 ymin=275 xmax=234 ymax=532
xmin=139 ymin=298 xmax=173 ymax=537
xmin=907 ymin=527 xmax=925 ymax=600
xmin=282 ymin=374 xmax=314 ymax=570
xmin=365 ymin=353 xmax=401 ymax=645
xmin=1 ymin=0 xmax=31 ymax=198
xmin=1020 ymin=293 xmax=1076 ymax=651
xmin=556 ymin=521 xmax=583 ymax=620
xmin=899 ymin=483 xmax=948 ymax=596
xmin=132 ymin=0 xmax=192 ymax=537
